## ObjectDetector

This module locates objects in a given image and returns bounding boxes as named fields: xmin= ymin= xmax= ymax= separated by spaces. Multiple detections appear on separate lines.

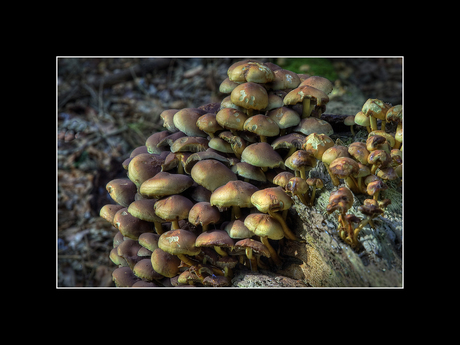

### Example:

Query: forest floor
xmin=56 ymin=57 xmax=402 ymax=287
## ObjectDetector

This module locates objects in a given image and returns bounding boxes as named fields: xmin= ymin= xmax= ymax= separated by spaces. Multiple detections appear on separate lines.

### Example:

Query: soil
xmin=57 ymin=57 xmax=403 ymax=287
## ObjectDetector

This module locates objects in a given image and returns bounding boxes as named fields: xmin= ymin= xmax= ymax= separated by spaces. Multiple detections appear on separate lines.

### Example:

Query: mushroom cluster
xmin=100 ymin=59 xmax=402 ymax=287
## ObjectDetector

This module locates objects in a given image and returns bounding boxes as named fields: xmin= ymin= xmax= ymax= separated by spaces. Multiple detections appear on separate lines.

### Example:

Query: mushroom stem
xmin=171 ymin=219 xmax=180 ymax=230
xmin=295 ymin=192 xmax=309 ymax=206
xmin=268 ymin=209 xmax=299 ymax=241
xmin=381 ymin=120 xmax=386 ymax=131
xmin=302 ymin=97 xmax=311 ymax=118
xmin=352 ymin=218 xmax=370 ymax=247
xmin=284 ymin=146 xmax=297 ymax=160
xmin=371 ymin=164 xmax=378 ymax=175
xmin=350 ymin=124 xmax=355 ymax=136
xmin=324 ymin=163 xmax=340 ymax=186
xmin=231 ymin=205 xmax=241 ymax=221
xmin=154 ymin=221 xmax=164 ymax=235
xmin=310 ymin=186 xmax=317 ymax=206
xmin=260 ymin=236 xmax=282 ymax=266
xmin=246 ymin=248 xmax=258 ymax=272
xmin=365 ymin=125 xmax=371 ymax=133
xmin=299 ymin=166 xmax=306 ymax=180
xmin=369 ymin=115 xmax=378 ymax=131
xmin=346 ymin=176 xmax=361 ymax=194
xmin=214 ymin=246 xmax=228 ymax=257
xmin=259 ymin=135 xmax=267 ymax=143
xmin=177 ymin=254 xmax=196 ymax=267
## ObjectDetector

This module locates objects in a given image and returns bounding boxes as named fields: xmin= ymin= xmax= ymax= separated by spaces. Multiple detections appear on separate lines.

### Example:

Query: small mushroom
xmin=127 ymin=199 xmax=164 ymax=235
xmin=195 ymin=229 xmax=234 ymax=257
xmin=366 ymin=179 xmax=388 ymax=200
xmin=306 ymin=177 xmax=324 ymax=206
xmin=230 ymin=82 xmax=269 ymax=116
xmin=151 ymin=247 xmax=181 ymax=278
xmin=286 ymin=177 xmax=309 ymax=206
xmin=344 ymin=115 xmax=356 ymax=136
xmin=329 ymin=157 xmax=360 ymax=193
xmin=154 ymin=195 xmax=194 ymax=230
xmin=112 ymin=266 xmax=140 ymax=287
xmin=127 ymin=153 xmax=164 ymax=188
xmin=241 ymin=142 xmax=285 ymax=172
xmin=284 ymin=150 xmax=315 ymax=180
xmin=188 ymin=201 xmax=220 ymax=232
xmin=172 ymin=108 xmax=207 ymax=137
xmin=190 ymin=159 xmax=238 ymax=192
xmin=196 ymin=113 xmax=224 ymax=138
xmin=243 ymin=114 xmax=280 ymax=142
xmin=244 ymin=213 xmax=283 ymax=267
xmin=326 ymin=187 xmax=354 ymax=244
xmin=284 ymin=85 xmax=329 ymax=118
xmin=234 ymin=238 xmax=271 ymax=272
xmin=292 ymin=117 xmax=334 ymax=137
xmin=267 ymin=107 xmax=301 ymax=136
xmin=367 ymin=149 xmax=391 ymax=174
xmin=321 ymin=146 xmax=351 ymax=187
xmin=216 ymin=108 xmax=248 ymax=135
xmin=106 ymin=179 xmax=137 ymax=207
xmin=158 ymin=229 xmax=201 ymax=267
xmin=210 ymin=180 xmax=259 ymax=221
xmin=362 ymin=98 xmax=391 ymax=131
xmin=113 ymin=208 xmax=155 ymax=240
xmin=354 ymin=111 xmax=371 ymax=133
xmin=227 ymin=60 xmax=275 ymax=84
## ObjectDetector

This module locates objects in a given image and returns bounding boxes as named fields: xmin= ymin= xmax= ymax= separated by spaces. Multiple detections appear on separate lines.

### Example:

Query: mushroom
xmin=292 ymin=117 xmax=334 ymax=137
xmin=210 ymin=180 xmax=259 ymax=221
xmin=151 ymin=247 xmax=181 ymax=278
xmin=250 ymin=186 xmax=300 ymax=241
xmin=306 ymin=177 xmax=324 ymax=206
xmin=188 ymin=201 xmax=221 ymax=232
xmin=269 ymin=68 xmax=301 ymax=90
xmin=219 ymin=77 xmax=240 ymax=94
xmin=196 ymin=113 xmax=224 ymax=138
xmin=127 ymin=153 xmax=164 ymax=188
xmin=154 ymin=195 xmax=194 ymax=230
xmin=366 ymin=179 xmax=388 ymax=200
xmin=329 ymin=157 xmax=360 ymax=193
xmin=216 ymin=108 xmax=248 ymax=135
xmin=139 ymin=171 xmax=194 ymax=199
xmin=243 ymin=114 xmax=280 ymax=142
xmin=158 ymin=229 xmax=201 ymax=267
xmin=224 ymin=218 xmax=254 ymax=240
xmin=286 ymin=177 xmax=309 ymax=206
xmin=100 ymin=204 xmax=125 ymax=225
xmin=241 ymin=142 xmax=285 ymax=172
xmin=112 ymin=266 xmax=140 ymax=287
xmin=300 ymin=76 xmax=334 ymax=96
xmin=227 ymin=59 xmax=274 ymax=84
xmin=172 ymin=108 xmax=207 ymax=137
xmin=368 ymin=130 xmax=396 ymax=151
xmin=284 ymin=149 xmax=315 ymax=180
xmin=283 ymin=85 xmax=329 ymax=118
xmin=326 ymin=187 xmax=354 ymax=244
xmin=267 ymin=106 xmax=301 ymax=136
xmin=133 ymin=258 xmax=164 ymax=282
xmin=190 ymin=159 xmax=238 ymax=192
xmin=344 ymin=115 xmax=356 ymax=136
xmin=159 ymin=109 xmax=180 ymax=132
xmin=348 ymin=142 xmax=369 ymax=166
xmin=362 ymin=98 xmax=391 ymax=131
xmin=195 ymin=229 xmax=234 ymax=257
xmin=353 ymin=200 xmax=386 ymax=247
xmin=243 ymin=213 xmax=284 ymax=267
xmin=127 ymin=199 xmax=164 ymax=235
xmin=321 ymin=145 xmax=351 ymax=187
xmin=367 ymin=149 xmax=391 ymax=174
xmin=145 ymin=130 xmax=171 ymax=154
xmin=106 ymin=179 xmax=137 ymax=207
xmin=113 ymin=208 xmax=155 ymax=240
xmin=271 ymin=132 xmax=306 ymax=159
xmin=230 ymin=82 xmax=269 ymax=116
xmin=386 ymin=104 xmax=402 ymax=147
xmin=354 ymin=111 xmax=371 ymax=133
xmin=234 ymin=237 xmax=271 ymax=272
xmin=231 ymin=161 xmax=266 ymax=183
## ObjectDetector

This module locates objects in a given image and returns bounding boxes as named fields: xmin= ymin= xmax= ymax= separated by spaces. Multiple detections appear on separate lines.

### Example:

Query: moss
xmin=277 ymin=58 xmax=338 ymax=81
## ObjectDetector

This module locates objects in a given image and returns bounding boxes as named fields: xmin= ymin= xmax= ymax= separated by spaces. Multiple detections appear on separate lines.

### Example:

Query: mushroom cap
xmin=250 ymin=186 xmax=293 ymax=213
xmin=241 ymin=142 xmax=285 ymax=169
xmin=196 ymin=113 xmax=224 ymax=136
xmin=133 ymin=258 xmax=163 ymax=281
xmin=271 ymin=133 xmax=306 ymax=152
xmin=244 ymin=213 xmax=284 ymax=240
xmin=286 ymin=177 xmax=309 ymax=195
xmin=368 ymin=130 xmax=396 ymax=148
xmin=224 ymin=219 xmax=254 ymax=239
xmin=306 ymin=177 xmax=324 ymax=189
xmin=300 ymin=76 xmax=334 ymax=95
xmin=219 ymin=77 xmax=240 ymax=94
xmin=112 ymin=266 xmax=140 ymax=287
xmin=329 ymin=157 xmax=360 ymax=178
xmin=284 ymin=85 xmax=329 ymax=106
xmin=227 ymin=60 xmax=275 ymax=83
xmin=272 ymin=171 xmax=295 ymax=188
xmin=367 ymin=149 xmax=391 ymax=168
xmin=216 ymin=108 xmax=248 ymax=132
xmin=386 ymin=104 xmax=402 ymax=123
xmin=293 ymin=117 xmax=334 ymax=136
xmin=358 ymin=202 xmax=384 ymax=217
xmin=145 ymin=131 xmax=171 ymax=154
xmin=243 ymin=114 xmax=280 ymax=137
xmin=231 ymin=162 xmax=267 ymax=182
xmin=231 ymin=82 xmax=268 ymax=111
xmin=158 ymin=229 xmax=201 ymax=256
xmin=170 ymin=136 xmax=209 ymax=153
xmin=138 ymin=232 xmax=160 ymax=252
xmin=184 ymin=150 xmax=230 ymax=174
xmin=265 ymin=93 xmax=284 ymax=111
xmin=362 ymin=98 xmax=391 ymax=120
xmin=303 ymin=133 xmax=334 ymax=160
xmin=285 ymin=149 xmax=316 ymax=172
xmin=269 ymin=68 xmax=301 ymax=90
xmin=188 ymin=201 xmax=220 ymax=228
xmin=348 ymin=142 xmax=370 ymax=165
xmin=376 ymin=167 xmax=398 ymax=180
xmin=151 ymin=248 xmax=181 ymax=278
xmin=113 ymin=208 xmax=155 ymax=240
xmin=195 ymin=229 xmax=234 ymax=248
xmin=127 ymin=153 xmax=164 ymax=188
xmin=127 ymin=199 xmax=164 ymax=223
xmin=354 ymin=111 xmax=370 ymax=127
xmin=100 ymin=204 xmax=125 ymax=224
xmin=344 ymin=115 xmax=355 ymax=126
xmin=234 ymin=238 xmax=271 ymax=257
xmin=321 ymin=145 xmax=350 ymax=165
xmin=140 ymin=171 xmax=194 ymax=198
xmin=210 ymin=180 xmax=259 ymax=209
xmin=160 ymin=109 xmax=180 ymax=132
xmin=154 ymin=195 xmax=194 ymax=222
xmin=106 ymin=178 xmax=137 ymax=207
xmin=190 ymin=159 xmax=238 ymax=192
xmin=203 ymin=275 xmax=232 ymax=287
xmin=267 ymin=107 xmax=301 ymax=129
xmin=172 ymin=108 xmax=207 ymax=137
xmin=326 ymin=187 xmax=354 ymax=213
xmin=366 ymin=180 xmax=388 ymax=196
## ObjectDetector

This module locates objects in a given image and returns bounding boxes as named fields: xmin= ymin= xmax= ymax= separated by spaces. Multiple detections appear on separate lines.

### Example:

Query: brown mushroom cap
xmin=269 ymin=68 xmax=301 ymax=90
xmin=224 ymin=219 xmax=254 ymax=239
xmin=367 ymin=149 xmax=391 ymax=169
xmin=127 ymin=153 xmax=164 ymax=188
xmin=154 ymin=195 xmax=194 ymax=223
xmin=243 ymin=114 xmax=280 ymax=138
xmin=172 ymin=108 xmax=207 ymax=137
xmin=170 ymin=136 xmax=209 ymax=153
xmin=366 ymin=180 xmax=388 ymax=196
xmin=151 ymin=247 xmax=181 ymax=278
xmin=133 ymin=258 xmax=163 ymax=281
xmin=303 ymin=133 xmax=334 ymax=160
xmin=188 ymin=201 xmax=221 ymax=230
xmin=231 ymin=162 xmax=266 ymax=182
xmin=231 ymin=82 xmax=268 ymax=111
xmin=140 ymin=171 xmax=194 ymax=198
xmin=210 ymin=180 xmax=259 ymax=209
xmin=127 ymin=199 xmax=163 ymax=223
xmin=195 ymin=229 xmax=234 ymax=249
xmin=227 ymin=60 xmax=274 ymax=83
xmin=106 ymin=179 xmax=137 ymax=207
xmin=293 ymin=117 xmax=334 ymax=136
xmin=321 ymin=145 xmax=350 ymax=166
xmin=348 ymin=142 xmax=370 ymax=165
xmin=219 ymin=77 xmax=240 ymax=94
xmin=112 ymin=266 xmax=140 ymax=287
xmin=158 ymin=229 xmax=201 ymax=256
xmin=362 ymin=98 xmax=391 ymax=120
xmin=234 ymin=238 xmax=271 ymax=258
xmin=113 ymin=208 xmax=155 ymax=240
xmin=160 ymin=109 xmax=180 ymax=132
xmin=138 ymin=232 xmax=160 ymax=252
xmin=326 ymin=187 xmax=354 ymax=214
xmin=272 ymin=171 xmax=295 ymax=188
xmin=244 ymin=213 xmax=284 ymax=240
xmin=100 ymin=204 xmax=125 ymax=224
xmin=267 ymin=107 xmax=301 ymax=130
xmin=196 ymin=113 xmax=224 ymax=138
xmin=284 ymin=85 xmax=329 ymax=107
xmin=329 ymin=157 xmax=360 ymax=179
xmin=241 ymin=142 xmax=285 ymax=169
xmin=216 ymin=108 xmax=248 ymax=132
xmin=190 ymin=159 xmax=238 ymax=192
xmin=250 ymin=186 xmax=293 ymax=213
xmin=285 ymin=150 xmax=316 ymax=174
xmin=300 ymin=76 xmax=334 ymax=95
